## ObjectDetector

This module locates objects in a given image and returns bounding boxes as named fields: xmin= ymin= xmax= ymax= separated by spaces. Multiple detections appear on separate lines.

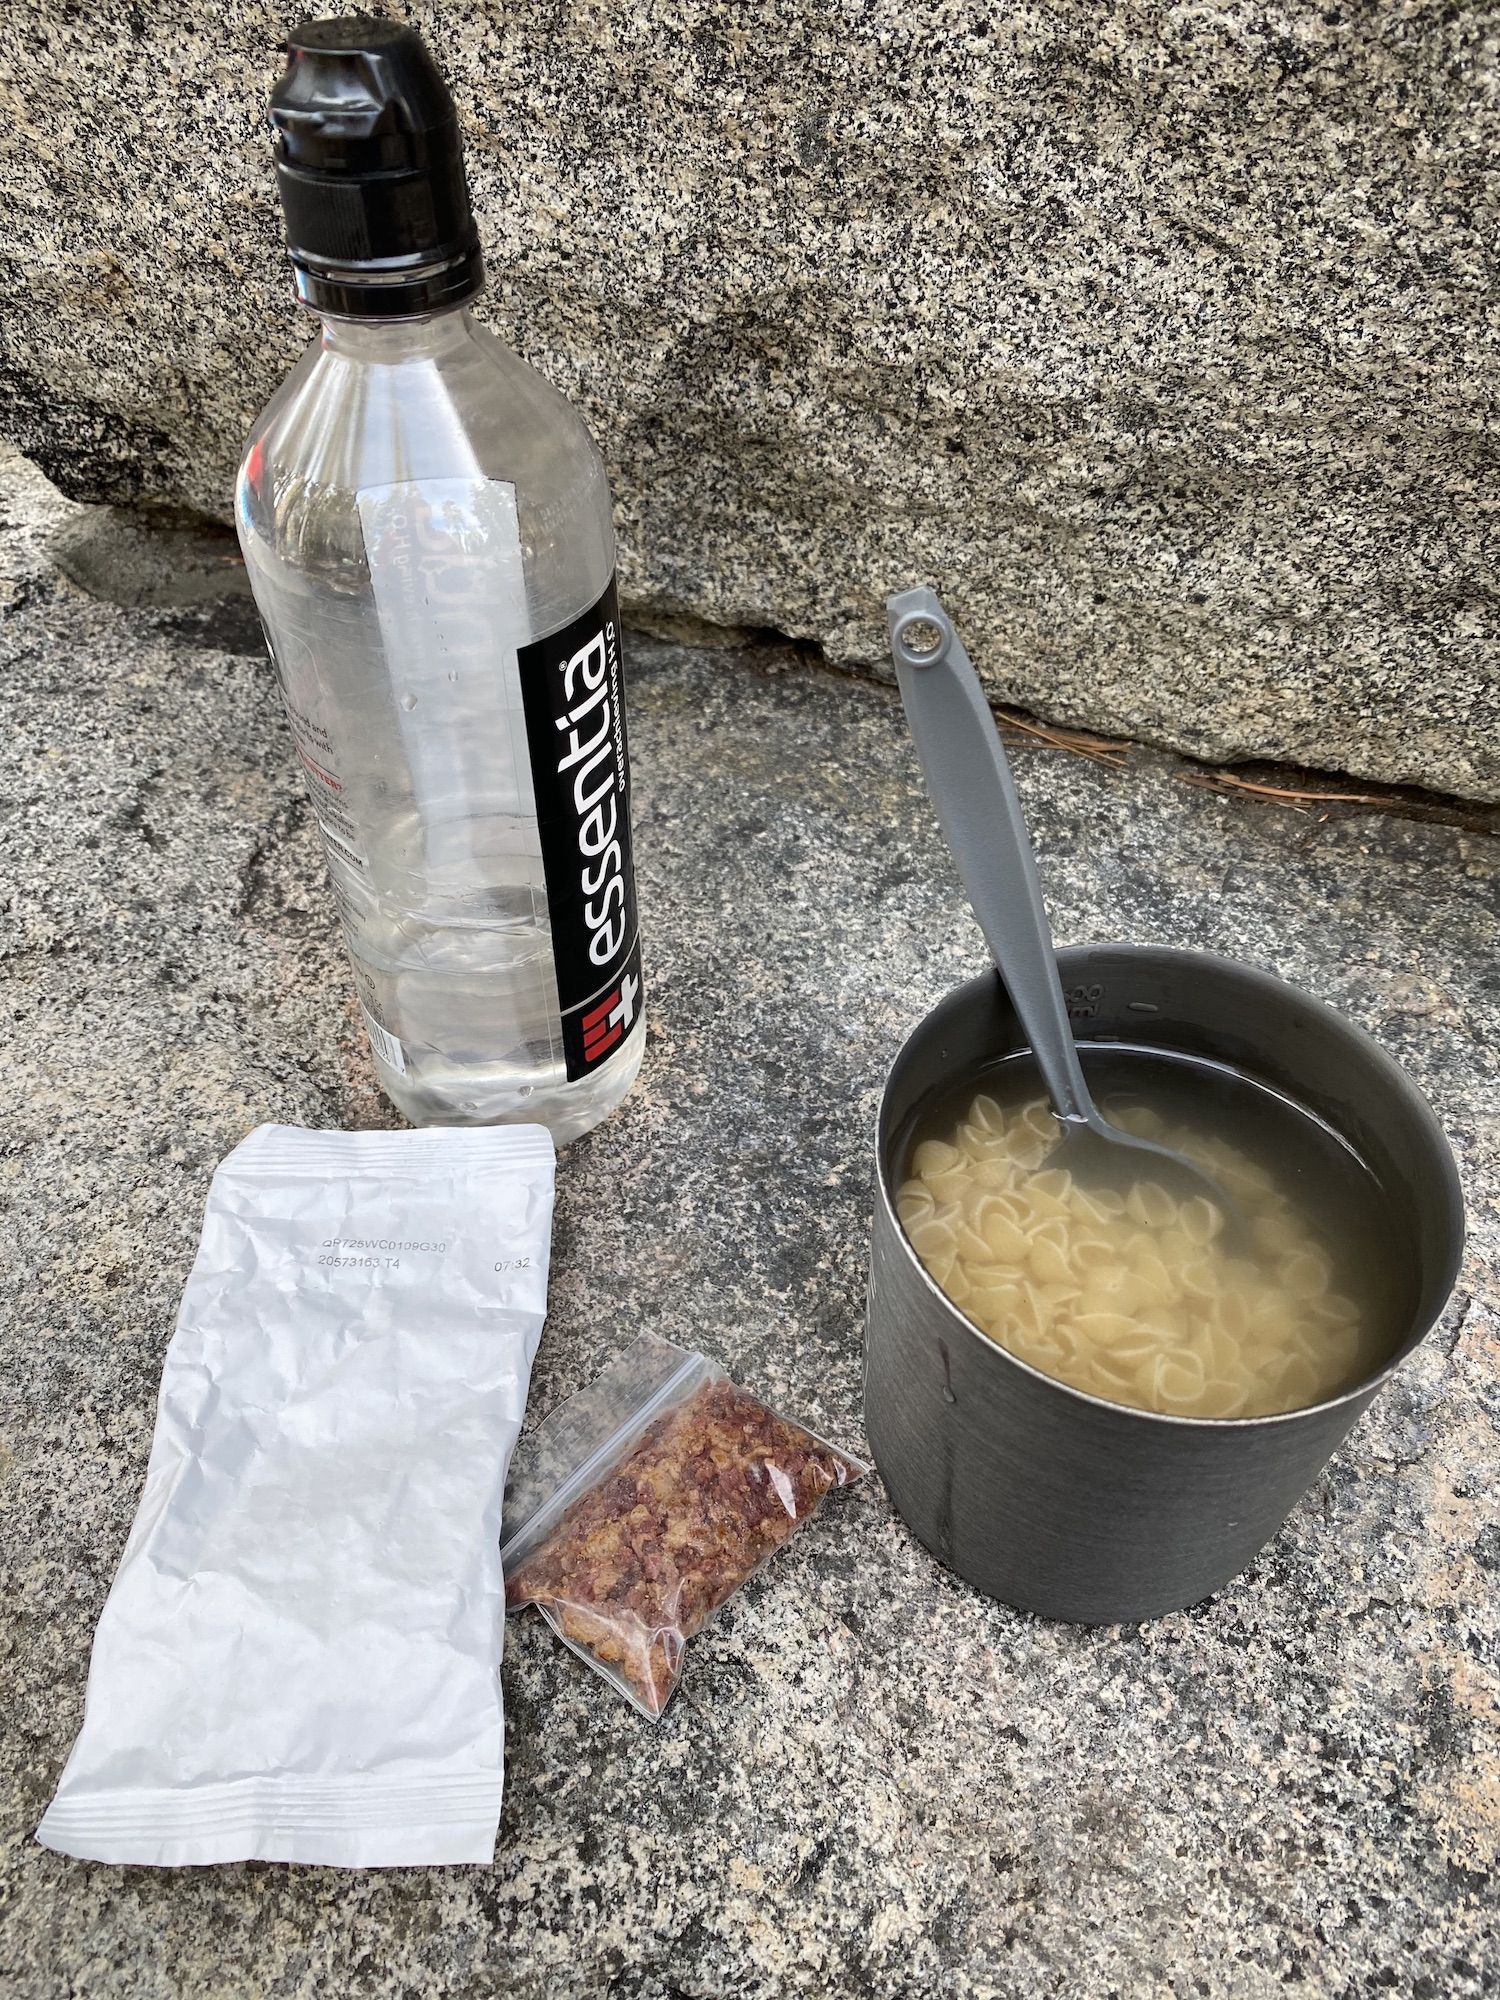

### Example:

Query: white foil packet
xmin=37 ymin=1121 xmax=556 ymax=1868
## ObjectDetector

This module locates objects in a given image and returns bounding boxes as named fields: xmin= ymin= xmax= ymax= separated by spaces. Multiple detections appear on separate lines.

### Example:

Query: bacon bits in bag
xmin=502 ymin=1336 xmax=865 ymax=1718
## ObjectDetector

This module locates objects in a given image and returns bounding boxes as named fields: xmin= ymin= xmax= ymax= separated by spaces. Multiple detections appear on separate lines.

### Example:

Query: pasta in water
xmin=896 ymin=1090 xmax=1375 ymax=1420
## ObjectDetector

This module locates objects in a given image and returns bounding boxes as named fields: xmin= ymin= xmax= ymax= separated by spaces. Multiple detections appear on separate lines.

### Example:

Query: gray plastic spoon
xmin=887 ymin=585 xmax=1245 ymax=1237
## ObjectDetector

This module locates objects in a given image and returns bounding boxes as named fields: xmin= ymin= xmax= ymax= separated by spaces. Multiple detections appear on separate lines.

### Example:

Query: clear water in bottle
xmin=236 ymin=21 xmax=644 ymax=1143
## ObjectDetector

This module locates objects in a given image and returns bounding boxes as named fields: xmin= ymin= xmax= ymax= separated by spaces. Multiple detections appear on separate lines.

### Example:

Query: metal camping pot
xmin=864 ymin=945 xmax=1466 ymax=1625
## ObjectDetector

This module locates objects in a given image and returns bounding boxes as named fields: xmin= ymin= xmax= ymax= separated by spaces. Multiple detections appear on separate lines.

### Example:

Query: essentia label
xmin=518 ymin=576 xmax=643 ymax=1079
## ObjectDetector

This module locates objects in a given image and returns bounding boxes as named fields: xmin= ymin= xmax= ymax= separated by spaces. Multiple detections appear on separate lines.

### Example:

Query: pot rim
xmin=873 ymin=942 xmax=1467 ymax=1434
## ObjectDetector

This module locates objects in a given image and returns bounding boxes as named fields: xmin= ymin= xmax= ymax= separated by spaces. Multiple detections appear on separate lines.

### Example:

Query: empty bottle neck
xmin=317 ymin=304 xmax=476 ymax=365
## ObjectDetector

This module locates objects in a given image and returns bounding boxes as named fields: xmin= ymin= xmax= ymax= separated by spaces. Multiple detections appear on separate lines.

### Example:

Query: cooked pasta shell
xmin=1308 ymin=1293 xmax=1359 ymax=1329
xmin=968 ymin=1280 xmax=1025 ymax=1323
xmin=1107 ymin=1101 xmax=1167 ymax=1140
xmin=1083 ymin=1345 xmax=1147 ymax=1391
xmin=943 ymin=1264 xmax=973 ymax=1306
xmin=1130 ymin=1249 xmax=1177 ymax=1305
xmin=1038 ymin=1281 xmax=1082 ymax=1313
xmin=907 ymin=1215 xmax=958 ymax=1261
xmin=1247 ymin=1286 xmax=1295 ymax=1336
xmin=1070 ymin=1310 xmax=1142 ymax=1350
xmin=1070 ymin=1235 xmax=1121 ymax=1271
xmin=1251 ymin=1210 xmax=1304 ymax=1258
xmin=912 ymin=1139 xmax=962 ymax=1179
xmin=1189 ymin=1325 xmax=1244 ymax=1379
xmin=1028 ymin=1235 xmax=1074 ymax=1286
xmin=977 ymin=1206 xmax=1029 ymax=1263
xmin=1012 ymin=1281 xmax=1053 ymax=1337
xmin=969 ymin=1092 xmax=1008 ymax=1135
xmin=1080 ymin=1269 xmax=1145 ymax=1319
xmin=1212 ymin=1290 xmax=1251 ymax=1338
xmin=954 ymin=1219 xmax=996 ymax=1263
xmin=1262 ymin=1352 xmax=1321 ymax=1411
xmin=1178 ymin=1257 xmax=1221 ymax=1302
xmin=1212 ymin=1156 xmax=1278 ymax=1199
xmin=1155 ymin=1226 xmax=1199 ymax=1272
xmin=1020 ymin=1180 xmax=1072 ymax=1221
xmin=1177 ymin=1196 xmax=1224 ymax=1246
xmin=1151 ymin=1350 xmax=1207 ymax=1410
xmin=1126 ymin=1181 xmax=1177 ymax=1229
xmin=1315 ymin=1323 xmax=1363 ymax=1377
xmin=923 ymin=1166 xmax=973 ymax=1204
xmin=1195 ymin=1377 xmax=1251 ymax=1420
xmin=1020 ymin=1100 xmax=1061 ymax=1143
xmin=922 ymin=1247 xmax=957 ymax=1288
xmin=1067 ymin=1186 xmax=1113 ymax=1226
xmin=1021 ymin=1333 xmax=1067 ymax=1375
xmin=958 ymin=1121 xmax=1008 ymax=1162
xmin=1280 ymin=1249 xmax=1333 ymax=1300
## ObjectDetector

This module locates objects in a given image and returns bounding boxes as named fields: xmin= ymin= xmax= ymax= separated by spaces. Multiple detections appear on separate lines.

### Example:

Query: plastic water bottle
xmin=236 ymin=18 xmax=644 ymax=1142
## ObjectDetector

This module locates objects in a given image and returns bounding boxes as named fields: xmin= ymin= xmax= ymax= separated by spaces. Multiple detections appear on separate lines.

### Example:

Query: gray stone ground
xmin=1 ymin=445 xmax=1497 ymax=1997
xmin=4 ymin=2 xmax=1499 ymax=799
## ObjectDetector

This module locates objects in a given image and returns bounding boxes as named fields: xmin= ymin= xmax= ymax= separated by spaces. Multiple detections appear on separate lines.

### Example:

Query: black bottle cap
xmin=270 ymin=16 xmax=484 ymax=318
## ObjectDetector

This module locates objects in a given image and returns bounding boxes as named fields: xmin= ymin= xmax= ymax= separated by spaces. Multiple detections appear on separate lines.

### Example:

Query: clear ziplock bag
xmin=37 ymin=1122 xmax=555 ymax=1868
xmin=502 ymin=1335 xmax=865 ymax=1719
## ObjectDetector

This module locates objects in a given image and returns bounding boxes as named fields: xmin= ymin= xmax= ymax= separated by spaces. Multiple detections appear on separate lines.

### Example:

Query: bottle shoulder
xmin=236 ymin=312 xmax=615 ymax=620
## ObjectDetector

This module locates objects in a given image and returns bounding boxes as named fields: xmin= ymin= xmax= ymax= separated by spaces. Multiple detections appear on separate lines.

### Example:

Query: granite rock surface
xmin=2 ymin=446 xmax=1499 ymax=1997
xmin=2 ymin=3 xmax=1498 ymax=798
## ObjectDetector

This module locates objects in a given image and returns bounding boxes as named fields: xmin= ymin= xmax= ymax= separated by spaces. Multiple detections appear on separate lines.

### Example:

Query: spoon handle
xmin=887 ymin=586 xmax=1094 ymax=1128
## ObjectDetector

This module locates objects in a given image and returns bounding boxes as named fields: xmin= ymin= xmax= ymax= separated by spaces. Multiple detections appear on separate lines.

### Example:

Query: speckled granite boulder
xmin=2 ymin=3 xmax=1496 ymax=797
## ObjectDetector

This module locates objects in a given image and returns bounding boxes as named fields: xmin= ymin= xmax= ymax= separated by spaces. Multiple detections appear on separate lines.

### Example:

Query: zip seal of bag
xmin=502 ymin=1334 xmax=867 ymax=1720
